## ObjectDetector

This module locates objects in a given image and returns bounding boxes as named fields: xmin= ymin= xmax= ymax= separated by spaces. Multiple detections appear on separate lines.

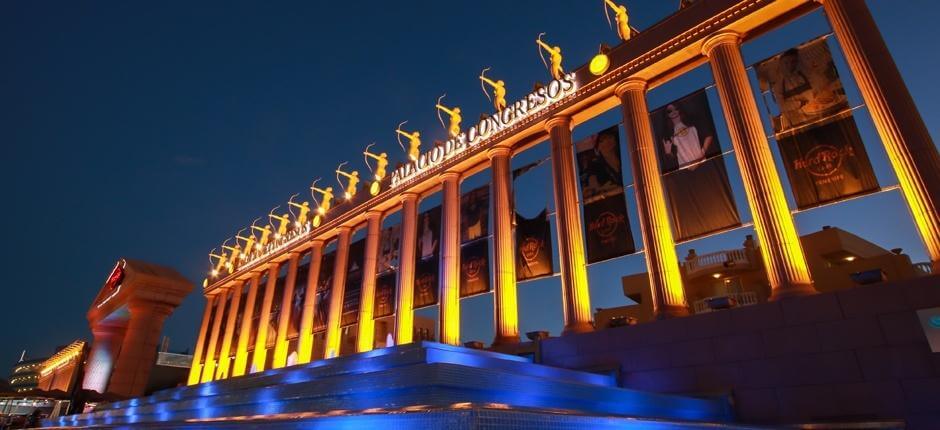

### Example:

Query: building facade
xmin=190 ymin=0 xmax=940 ymax=394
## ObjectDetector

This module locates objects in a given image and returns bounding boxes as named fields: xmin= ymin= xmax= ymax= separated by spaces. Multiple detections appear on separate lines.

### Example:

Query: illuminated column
xmin=83 ymin=323 xmax=127 ymax=392
xmin=298 ymin=240 xmax=324 ymax=364
xmin=251 ymin=264 xmax=279 ymax=373
xmin=200 ymin=290 xmax=228 ymax=382
xmin=186 ymin=298 xmax=214 ymax=385
xmin=822 ymin=0 xmax=940 ymax=272
xmin=703 ymin=31 xmax=816 ymax=299
xmin=324 ymin=226 xmax=352 ymax=359
xmin=395 ymin=192 xmax=419 ymax=345
xmin=546 ymin=116 xmax=593 ymax=334
xmin=615 ymin=79 xmax=689 ymax=317
xmin=216 ymin=282 xmax=244 ymax=380
xmin=232 ymin=273 xmax=260 ymax=377
xmin=357 ymin=211 xmax=383 ymax=352
xmin=107 ymin=301 xmax=174 ymax=397
xmin=439 ymin=172 xmax=462 ymax=346
xmin=488 ymin=146 xmax=520 ymax=345
xmin=273 ymin=252 xmax=300 ymax=369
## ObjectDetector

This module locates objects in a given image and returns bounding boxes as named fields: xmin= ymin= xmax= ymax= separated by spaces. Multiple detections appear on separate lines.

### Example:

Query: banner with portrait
xmin=515 ymin=209 xmax=554 ymax=281
xmin=755 ymin=36 xmax=879 ymax=209
xmin=413 ymin=206 xmax=441 ymax=308
xmin=266 ymin=274 xmax=287 ymax=348
xmin=461 ymin=185 xmax=490 ymax=243
xmin=341 ymin=239 xmax=365 ymax=326
xmin=229 ymin=281 xmax=249 ymax=356
xmin=460 ymin=240 xmax=490 ymax=297
xmin=286 ymin=258 xmax=309 ymax=357
xmin=414 ymin=256 xmax=440 ymax=308
xmin=378 ymin=225 xmax=401 ymax=275
xmin=213 ymin=291 xmax=232 ymax=358
xmin=374 ymin=272 xmax=397 ymax=318
xmin=312 ymin=251 xmax=335 ymax=332
xmin=576 ymin=125 xmax=636 ymax=262
xmin=247 ymin=273 xmax=267 ymax=349
xmin=650 ymin=89 xmax=741 ymax=241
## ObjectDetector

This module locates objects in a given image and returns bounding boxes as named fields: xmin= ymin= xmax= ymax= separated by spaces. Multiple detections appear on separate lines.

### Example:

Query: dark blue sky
xmin=2 ymin=1 xmax=938 ymax=365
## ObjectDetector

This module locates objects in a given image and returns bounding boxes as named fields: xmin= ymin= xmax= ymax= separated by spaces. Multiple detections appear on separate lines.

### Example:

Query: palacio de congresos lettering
xmin=390 ymin=73 xmax=578 ymax=188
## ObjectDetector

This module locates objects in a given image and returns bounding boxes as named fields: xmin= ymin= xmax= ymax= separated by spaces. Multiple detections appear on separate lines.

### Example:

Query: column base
xmin=769 ymin=283 xmax=818 ymax=301
xmin=654 ymin=305 xmax=691 ymax=319
xmin=491 ymin=334 xmax=521 ymax=346
xmin=562 ymin=321 xmax=594 ymax=335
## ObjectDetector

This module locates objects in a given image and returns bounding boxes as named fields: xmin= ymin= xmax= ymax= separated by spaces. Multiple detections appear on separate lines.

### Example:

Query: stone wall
xmin=540 ymin=275 xmax=940 ymax=427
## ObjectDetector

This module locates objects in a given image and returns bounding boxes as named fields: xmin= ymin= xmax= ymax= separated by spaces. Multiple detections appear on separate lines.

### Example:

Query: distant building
xmin=37 ymin=341 xmax=88 ymax=394
xmin=601 ymin=227 xmax=931 ymax=328
xmin=9 ymin=355 xmax=46 ymax=393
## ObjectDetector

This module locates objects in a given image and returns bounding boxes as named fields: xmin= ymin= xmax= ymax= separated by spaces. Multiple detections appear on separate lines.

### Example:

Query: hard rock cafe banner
xmin=575 ymin=125 xmax=636 ymax=263
xmin=461 ymin=185 xmax=490 ymax=243
xmin=214 ymin=291 xmax=232 ymax=358
xmin=515 ymin=209 xmax=554 ymax=281
xmin=414 ymin=206 xmax=441 ymax=308
xmin=247 ymin=273 xmax=266 ymax=350
xmin=755 ymin=36 xmax=879 ymax=209
xmin=313 ymin=251 xmax=335 ymax=332
xmin=266 ymin=272 xmax=287 ymax=349
xmin=460 ymin=240 xmax=490 ymax=297
xmin=341 ymin=239 xmax=365 ymax=326
xmin=650 ymin=89 xmax=741 ymax=241
xmin=374 ymin=272 xmax=397 ymax=318
xmin=287 ymin=255 xmax=311 ymax=341
xmin=230 ymin=280 xmax=249 ymax=356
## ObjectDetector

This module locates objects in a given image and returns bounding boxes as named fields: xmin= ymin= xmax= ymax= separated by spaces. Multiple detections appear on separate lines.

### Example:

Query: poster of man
xmin=575 ymin=126 xmax=636 ymax=263
xmin=461 ymin=186 xmax=490 ymax=243
xmin=377 ymin=225 xmax=401 ymax=274
xmin=515 ymin=209 xmax=554 ymax=281
xmin=576 ymin=125 xmax=624 ymax=202
xmin=756 ymin=37 xmax=879 ymax=209
xmin=416 ymin=206 xmax=441 ymax=261
xmin=650 ymin=89 xmax=741 ymax=240
xmin=460 ymin=240 xmax=490 ymax=297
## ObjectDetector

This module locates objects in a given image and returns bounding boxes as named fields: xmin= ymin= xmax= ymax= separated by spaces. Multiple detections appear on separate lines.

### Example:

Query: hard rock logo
xmin=589 ymin=211 xmax=624 ymax=239
xmin=793 ymin=144 xmax=854 ymax=177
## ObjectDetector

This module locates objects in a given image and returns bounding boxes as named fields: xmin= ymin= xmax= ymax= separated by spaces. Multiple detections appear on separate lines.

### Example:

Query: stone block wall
xmin=540 ymin=275 xmax=940 ymax=427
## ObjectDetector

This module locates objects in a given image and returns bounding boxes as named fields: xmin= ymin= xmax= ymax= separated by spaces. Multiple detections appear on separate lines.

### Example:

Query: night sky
xmin=2 ymin=1 xmax=938 ymax=366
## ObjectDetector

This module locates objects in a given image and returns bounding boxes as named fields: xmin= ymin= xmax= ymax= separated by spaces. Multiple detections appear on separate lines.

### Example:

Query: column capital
xmin=544 ymin=115 xmax=572 ymax=132
xmin=399 ymin=191 xmax=419 ymax=205
xmin=440 ymin=171 xmax=461 ymax=183
xmin=364 ymin=210 xmax=383 ymax=222
xmin=486 ymin=145 xmax=512 ymax=160
xmin=613 ymin=78 xmax=648 ymax=98
xmin=309 ymin=238 xmax=325 ymax=247
xmin=701 ymin=30 xmax=742 ymax=56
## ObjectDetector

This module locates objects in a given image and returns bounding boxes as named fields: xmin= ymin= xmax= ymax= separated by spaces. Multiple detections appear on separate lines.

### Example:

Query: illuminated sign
xmin=234 ymin=222 xmax=312 ymax=274
xmin=97 ymin=260 xmax=127 ymax=308
xmin=391 ymin=73 xmax=578 ymax=188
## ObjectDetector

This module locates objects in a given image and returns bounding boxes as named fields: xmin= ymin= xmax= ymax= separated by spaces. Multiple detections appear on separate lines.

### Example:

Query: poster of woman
xmin=576 ymin=125 xmax=624 ymax=202
xmin=755 ymin=37 xmax=880 ymax=209
xmin=460 ymin=186 xmax=489 ymax=243
xmin=651 ymin=89 xmax=741 ymax=241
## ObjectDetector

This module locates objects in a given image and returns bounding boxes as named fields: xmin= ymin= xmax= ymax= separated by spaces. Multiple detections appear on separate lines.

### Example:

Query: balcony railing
xmin=913 ymin=262 xmax=933 ymax=276
xmin=683 ymin=249 xmax=752 ymax=277
xmin=692 ymin=291 xmax=760 ymax=314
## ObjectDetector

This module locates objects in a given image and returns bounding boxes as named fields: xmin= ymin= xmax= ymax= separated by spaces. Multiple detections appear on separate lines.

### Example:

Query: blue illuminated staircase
xmin=49 ymin=342 xmax=743 ymax=429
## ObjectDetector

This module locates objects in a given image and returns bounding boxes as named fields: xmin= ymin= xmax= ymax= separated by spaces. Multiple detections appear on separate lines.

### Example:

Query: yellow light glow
xmin=712 ymin=273 xmax=722 ymax=279
xmin=844 ymin=256 xmax=856 ymax=262
xmin=370 ymin=181 xmax=380 ymax=196
xmin=312 ymin=215 xmax=322 ymax=227
xmin=590 ymin=53 xmax=610 ymax=75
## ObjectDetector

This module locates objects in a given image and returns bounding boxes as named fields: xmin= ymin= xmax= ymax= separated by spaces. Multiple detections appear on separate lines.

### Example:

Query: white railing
xmin=692 ymin=291 xmax=760 ymax=314
xmin=684 ymin=249 xmax=751 ymax=276
xmin=913 ymin=262 xmax=933 ymax=276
